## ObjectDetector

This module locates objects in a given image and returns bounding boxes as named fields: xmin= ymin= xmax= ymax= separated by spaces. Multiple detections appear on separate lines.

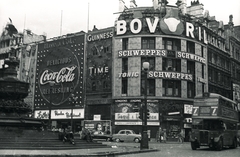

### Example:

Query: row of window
xmin=208 ymin=68 xmax=231 ymax=87
xmin=122 ymin=79 xmax=196 ymax=98
xmin=123 ymin=37 xmax=197 ymax=53
xmin=123 ymin=57 xmax=197 ymax=75
xmin=208 ymin=50 xmax=230 ymax=71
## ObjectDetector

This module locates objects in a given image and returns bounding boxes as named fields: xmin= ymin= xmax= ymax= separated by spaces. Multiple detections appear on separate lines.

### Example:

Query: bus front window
xmin=203 ymin=120 xmax=222 ymax=130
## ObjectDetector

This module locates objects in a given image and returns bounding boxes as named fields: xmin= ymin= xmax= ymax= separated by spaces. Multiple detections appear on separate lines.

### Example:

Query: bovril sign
xmin=116 ymin=8 xmax=208 ymax=44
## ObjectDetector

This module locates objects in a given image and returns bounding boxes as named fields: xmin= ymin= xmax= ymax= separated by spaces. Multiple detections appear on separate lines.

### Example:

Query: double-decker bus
xmin=190 ymin=93 xmax=239 ymax=150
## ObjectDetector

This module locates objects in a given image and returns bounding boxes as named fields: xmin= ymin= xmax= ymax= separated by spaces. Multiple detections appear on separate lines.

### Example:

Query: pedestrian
xmin=178 ymin=132 xmax=183 ymax=143
xmin=82 ymin=128 xmax=93 ymax=142
xmin=162 ymin=129 xmax=167 ymax=143
xmin=63 ymin=126 xmax=75 ymax=145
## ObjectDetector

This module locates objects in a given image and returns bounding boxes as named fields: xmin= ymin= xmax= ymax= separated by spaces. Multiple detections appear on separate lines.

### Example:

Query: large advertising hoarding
xmin=34 ymin=34 xmax=85 ymax=114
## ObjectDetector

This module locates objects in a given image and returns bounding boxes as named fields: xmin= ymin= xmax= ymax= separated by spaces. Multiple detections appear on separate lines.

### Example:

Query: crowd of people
xmin=156 ymin=127 xmax=184 ymax=143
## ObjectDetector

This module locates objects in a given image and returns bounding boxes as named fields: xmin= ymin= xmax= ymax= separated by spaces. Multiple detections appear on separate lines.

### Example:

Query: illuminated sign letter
xmin=117 ymin=20 xmax=127 ymax=35
xmin=186 ymin=22 xmax=195 ymax=38
xmin=130 ymin=18 xmax=142 ymax=34
xmin=146 ymin=17 xmax=159 ymax=33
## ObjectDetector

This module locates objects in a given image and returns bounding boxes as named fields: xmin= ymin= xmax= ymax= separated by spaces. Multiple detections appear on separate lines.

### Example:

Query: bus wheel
xmin=216 ymin=139 xmax=223 ymax=151
xmin=231 ymin=138 xmax=237 ymax=149
xmin=191 ymin=142 xmax=197 ymax=150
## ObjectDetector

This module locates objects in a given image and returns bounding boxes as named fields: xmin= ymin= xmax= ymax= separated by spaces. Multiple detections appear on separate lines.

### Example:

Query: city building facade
xmin=84 ymin=26 xmax=114 ymax=133
xmin=111 ymin=0 xmax=238 ymax=141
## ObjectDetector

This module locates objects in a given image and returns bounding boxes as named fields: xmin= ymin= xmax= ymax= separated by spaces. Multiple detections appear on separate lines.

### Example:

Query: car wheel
xmin=115 ymin=138 xmax=120 ymax=142
xmin=134 ymin=138 xmax=140 ymax=143
xmin=191 ymin=142 xmax=197 ymax=150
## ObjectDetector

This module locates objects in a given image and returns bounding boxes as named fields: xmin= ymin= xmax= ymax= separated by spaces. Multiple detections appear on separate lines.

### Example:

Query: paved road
xmin=104 ymin=141 xmax=240 ymax=157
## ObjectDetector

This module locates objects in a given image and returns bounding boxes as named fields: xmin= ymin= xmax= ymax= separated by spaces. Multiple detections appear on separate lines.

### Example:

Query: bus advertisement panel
xmin=190 ymin=93 xmax=239 ymax=151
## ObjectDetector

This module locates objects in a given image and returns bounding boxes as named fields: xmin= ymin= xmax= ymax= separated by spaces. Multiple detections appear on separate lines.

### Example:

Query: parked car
xmin=112 ymin=130 xmax=141 ymax=143
xmin=91 ymin=131 xmax=113 ymax=141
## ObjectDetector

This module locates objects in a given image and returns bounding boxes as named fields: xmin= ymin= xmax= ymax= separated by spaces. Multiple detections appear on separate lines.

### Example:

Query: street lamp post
xmin=69 ymin=94 xmax=78 ymax=131
xmin=48 ymin=81 xmax=55 ymax=130
xmin=141 ymin=62 xmax=149 ymax=150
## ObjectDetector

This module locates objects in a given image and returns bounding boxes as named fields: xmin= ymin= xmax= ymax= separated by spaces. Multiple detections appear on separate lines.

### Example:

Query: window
xmin=122 ymin=58 xmax=128 ymax=72
xmin=208 ymin=51 xmax=212 ymax=63
xmin=122 ymin=38 xmax=128 ymax=50
xmin=187 ymin=82 xmax=195 ymax=98
xmin=202 ymin=64 xmax=204 ymax=78
xmin=163 ymin=58 xmax=181 ymax=72
xmin=187 ymin=61 xmax=195 ymax=74
xmin=104 ymin=46 xmax=110 ymax=53
xmin=187 ymin=41 xmax=195 ymax=53
xmin=162 ymin=38 xmax=181 ymax=51
xmin=142 ymin=37 xmax=155 ymax=49
xmin=122 ymin=78 xmax=128 ymax=95
xmin=162 ymin=80 xmax=181 ymax=97
xmin=141 ymin=79 xmax=155 ymax=96
xmin=92 ymin=82 xmax=96 ymax=91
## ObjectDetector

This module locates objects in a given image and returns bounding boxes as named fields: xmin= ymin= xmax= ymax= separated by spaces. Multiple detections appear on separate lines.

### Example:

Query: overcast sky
xmin=0 ymin=0 xmax=240 ymax=39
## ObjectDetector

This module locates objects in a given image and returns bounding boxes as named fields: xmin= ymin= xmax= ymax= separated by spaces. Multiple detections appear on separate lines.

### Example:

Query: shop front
xmin=34 ymin=108 xmax=84 ymax=132
xmin=159 ymin=100 xmax=193 ymax=141
xmin=113 ymin=99 xmax=160 ymax=138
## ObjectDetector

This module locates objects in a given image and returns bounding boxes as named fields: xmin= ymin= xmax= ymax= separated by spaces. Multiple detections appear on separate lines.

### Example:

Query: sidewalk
xmin=0 ymin=139 xmax=186 ymax=156
xmin=0 ymin=144 xmax=159 ymax=157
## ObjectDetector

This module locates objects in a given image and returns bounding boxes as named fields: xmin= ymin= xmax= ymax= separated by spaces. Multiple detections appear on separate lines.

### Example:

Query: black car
xmin=91 ymin=131 xmax=112 ymax=141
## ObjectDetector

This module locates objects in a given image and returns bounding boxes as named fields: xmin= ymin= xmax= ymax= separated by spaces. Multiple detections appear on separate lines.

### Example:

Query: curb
xmin=90 ymin=148 xmax=160 ymax=157
xmin=0 ymin=148 xmax=160 ymax=157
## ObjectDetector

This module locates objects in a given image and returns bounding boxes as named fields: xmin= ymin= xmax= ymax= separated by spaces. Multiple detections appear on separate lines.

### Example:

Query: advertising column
xmin=34 ymin=34 xmax=85 ymax=131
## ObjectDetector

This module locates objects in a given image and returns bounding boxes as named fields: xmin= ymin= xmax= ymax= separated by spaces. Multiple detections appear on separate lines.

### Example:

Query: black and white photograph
xmin=0 ymin=0 xmax=240 ymax=156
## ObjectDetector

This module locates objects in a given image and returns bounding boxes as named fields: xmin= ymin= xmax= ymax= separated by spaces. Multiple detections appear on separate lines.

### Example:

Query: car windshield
xmin=131 ymin=130 xmax=136 ymax=134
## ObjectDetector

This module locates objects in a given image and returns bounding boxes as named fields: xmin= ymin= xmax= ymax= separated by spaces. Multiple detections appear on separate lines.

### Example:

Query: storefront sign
xmin=34 ymin=110 xmax=49 ymax=119
xmin=118 ymin=72 xmax=139 ymax=78
xmin=34 ymin=109 xmax=84 ymax=119
xmin=176 ymin=51 xmax=206 ymax=64
xmin=115 ymin=121 xmax=159 ymax=126
xmin=184 ymin=104 xmax=193 ymax=114
xmin=118 ymin=49 xmax=166 ymax=57
xmin=115 ymin=112 xmax=158 ymax=120
xmin=87 ymin=31 xmax=113 ymax=42
xmin=89 ymin=66 xmax=109 ymax=75
xmin=116 ymin=18 xmax=207 ymax=44
xmin=94 ymin=115 xmax=101 ymax=120
xmin=148 ymin=71 xmax=193 ymax=81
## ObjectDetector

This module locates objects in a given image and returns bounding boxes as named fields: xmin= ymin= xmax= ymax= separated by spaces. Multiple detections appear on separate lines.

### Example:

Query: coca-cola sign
xmin=34 ymin=35 xmax=84 ymax=109
xmin=40 ymin=66 xmax=77 ymax=85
